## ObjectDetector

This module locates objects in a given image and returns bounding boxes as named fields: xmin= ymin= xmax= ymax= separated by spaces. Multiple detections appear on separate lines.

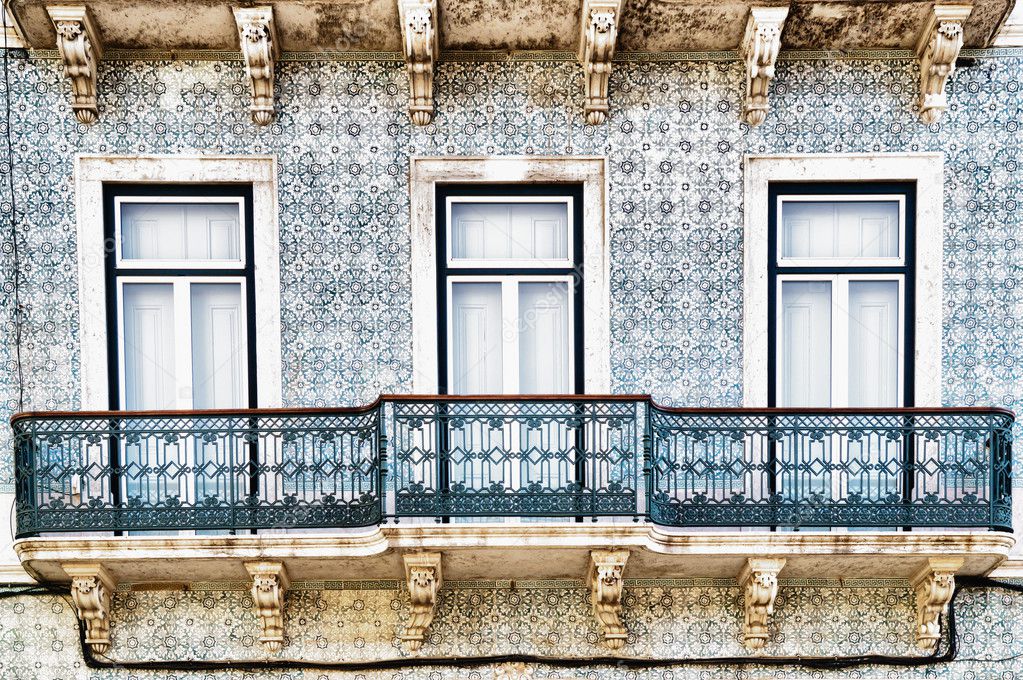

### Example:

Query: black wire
xmin=2 ymin=0 xmax=25 ymax=412
xmin=4 ymin=577 xmax=1023 ymax=672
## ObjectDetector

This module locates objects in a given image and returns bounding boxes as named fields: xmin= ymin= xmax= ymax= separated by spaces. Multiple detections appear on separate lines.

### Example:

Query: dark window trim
xmin=766 ymin=181 xmax=917 ymax=408
xmin=435 ymin=183 xmax=586 ymax=396
xmin=102 ymin=183 xmax=258 ymax=411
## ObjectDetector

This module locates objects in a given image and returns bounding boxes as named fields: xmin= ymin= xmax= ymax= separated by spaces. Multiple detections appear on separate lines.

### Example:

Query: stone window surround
xmin=409 ymin=156 xmax=612 ymax=393
xmin=74 ymin=154 xmax=284 ymax=409
xmin=742 ymin=153 xmax=944 ymax=407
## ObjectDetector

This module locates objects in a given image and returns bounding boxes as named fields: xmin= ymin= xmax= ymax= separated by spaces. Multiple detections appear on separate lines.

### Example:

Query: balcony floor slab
xmin=13 ymin=524 xmax=1015 ymax=587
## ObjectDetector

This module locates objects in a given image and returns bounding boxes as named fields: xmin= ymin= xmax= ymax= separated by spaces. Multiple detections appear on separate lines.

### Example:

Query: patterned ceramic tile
xmin=1 ymin=50 xmax=1023 ymax=677
xmin=1 ymin=54 xmax=1021 ymax=478
xmin=0 ymin=582 xmax=1020 ymax=678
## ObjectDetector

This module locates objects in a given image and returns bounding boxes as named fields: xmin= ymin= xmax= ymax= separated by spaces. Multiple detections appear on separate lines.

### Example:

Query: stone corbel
xmin=915 ymin=4 xmax=972 ymax=124
xmin=63 ymin=563 xmax=115 ymax=655
xmin=234 ymin=7 xmax=280 ymax=126
xmin=578 ymin=0 xmax=623 ymax=125
xmin=398 ymin=0 xmax=438 ymax=126
xmin=46 ymin=5 xmax=103 ymax=125
xmin=588 ymin=549 xmax=629 ymax=649
xmin=245 ymin=561 xmax=291 ymax=653
xmin=400 ymin=552 xmax=442 ymax=650
xmin=740 ymin=6 xmax=789 ymax=127
xmin=738 ymin=557 xmax=785 ymax=651
xmin=911 ymin=557 xmax=963 ymax=650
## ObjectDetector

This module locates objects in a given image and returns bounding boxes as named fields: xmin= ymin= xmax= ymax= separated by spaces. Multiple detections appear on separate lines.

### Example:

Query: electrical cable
xmin=2 ymin=576 xmax=1021 ymax=672
xmin=1 ymin=0 xmax=25 ymax=412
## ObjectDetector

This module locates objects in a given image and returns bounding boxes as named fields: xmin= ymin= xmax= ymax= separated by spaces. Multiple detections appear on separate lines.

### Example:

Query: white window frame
xmin=114 ymin=195 xmax=247 ymax=270
xmin=445 ymin=195 xmax=575 ymax=269
xmin=776 ymin=194 xmax=907 ymax=269
xmin=446 ymin=274 xmax=577 ymax=394
xmin=75 ymin=155 xmax=283 ymax=409
xmin=410 ymin=156 xmax=611 ymax=393
xmin=743 ymin=153 xmax=944 ymax=408
xmin=115 ymin=275 xmax=250 ymax=410
xmin=775 ymin=273 xmax=906 ymax=408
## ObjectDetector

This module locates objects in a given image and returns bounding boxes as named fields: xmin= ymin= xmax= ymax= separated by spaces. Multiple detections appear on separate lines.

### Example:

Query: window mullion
xmin=898 ymin=275 xmax=906 ymax=407
xmin=174 ymin=280 xmax=195 ymax=410
xmin=115 ymin=280 xmax=128 ymax=410
xmin=832 ymin=275 xmax=850 ymax=409
xmin=502 ymin=279 xmax=520 ymax=395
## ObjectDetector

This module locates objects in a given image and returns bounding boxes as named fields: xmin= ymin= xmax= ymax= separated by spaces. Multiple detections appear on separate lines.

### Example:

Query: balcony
xmin=11 ymin=397 xmax=1016 ymax=586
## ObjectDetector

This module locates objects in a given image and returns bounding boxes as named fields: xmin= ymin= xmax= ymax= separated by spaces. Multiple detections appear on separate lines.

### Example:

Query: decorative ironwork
xmin=390 ymin=398 xmax=640 ymax=519
xmin=12 ymin=399 xmax=1013 ymax=535
xmin=648 ymin=407 xmax=1013 ymax=530
xmin=13 ymin=407 xmax=383 ymax=536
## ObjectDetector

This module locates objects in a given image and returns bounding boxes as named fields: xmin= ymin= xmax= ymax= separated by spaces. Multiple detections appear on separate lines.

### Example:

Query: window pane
xmin=122 ymin=283 xmax=177 ymax=410
xmin=519 ymin=282 xmax=571 ymax=394
xmin=191 ymin=283 xmax=247 ymax=409
xmin=780 ymin=281 xmax=831 ymax=407
xmin=848 ymin=280 xmax=900 ymax=407
xmin=450 ymin=202 xmax=569 ymax=261
xmin=781 ymin=200 xmax=899 ymax=259
xmin=121 ymin=202 xmax=241 ymax=262
xmin=451 ymin=282 xmax=504 ymax=394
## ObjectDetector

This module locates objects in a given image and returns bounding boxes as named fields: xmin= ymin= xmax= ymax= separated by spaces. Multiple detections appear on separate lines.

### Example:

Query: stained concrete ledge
xmin=13 ymin=524 xmax=1016 ymax=587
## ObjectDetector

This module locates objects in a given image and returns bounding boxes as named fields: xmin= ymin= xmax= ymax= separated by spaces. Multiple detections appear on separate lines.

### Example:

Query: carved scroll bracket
xmin=740 ymin=5 xmax=789 ymax=127
xmin=911 ymin=557 xmax=964 ymax=650
xmin=578 ymin=0 xmax=623 ymax=125
xmin=245 ymin=561 xmax=291 ymax=653
xmin=234 ymin=7 xmax=280 ymax=126
xmin=588 ymin=549 xmax=629 ymax=649
xmin=63 ymin=563 xmax=115 ymax=655
xmin=915 ymin=4 xmax=972 ymax=124
xmin=400 ymin=552 xmax=442 ymax=650
xmin=398 ymin=0 xmax=438 ymax=126
xmin=46 ymin=5 xmax=103 ymax=125
xmin=738 ymin=557 xmax=785 ymax=651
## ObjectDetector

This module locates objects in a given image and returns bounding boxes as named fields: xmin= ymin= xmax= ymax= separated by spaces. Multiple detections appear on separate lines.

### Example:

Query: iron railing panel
xmin=11 ymin=399 xmax=1014 ymax=535
xmin=647 ymin=407 xmax=1014 ymax=530
xmin=389 ymin=397 xmax=641 ymax=520
xmin=13 ymin=407 xmax=383 ymax=536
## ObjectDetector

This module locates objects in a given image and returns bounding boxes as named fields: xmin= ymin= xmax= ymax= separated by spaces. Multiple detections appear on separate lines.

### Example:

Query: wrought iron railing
xmin=389 ymin=397 xmax=640 ymax=519
xmin=13 ymin=407 xmax=383 ymax=535
xmin=647 ymin=407 xmax=1013 ymax=530
xmin=11 ymin=398 xmax=1014 ymax=536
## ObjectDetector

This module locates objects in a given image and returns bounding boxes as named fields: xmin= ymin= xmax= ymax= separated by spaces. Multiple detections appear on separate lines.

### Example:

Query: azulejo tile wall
xmin=0 ymin=51 xmax=1021 ymax=676
xmin=0 ymin=580 xmax=1020 ymax=678
xmin=1 ymin=53 xmax=1022 ymax=488
xmin=105 ymin=579 xmax=921 ymax=662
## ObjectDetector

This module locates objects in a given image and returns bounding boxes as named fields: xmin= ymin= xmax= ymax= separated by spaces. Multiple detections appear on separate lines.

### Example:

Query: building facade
xmin=1 ymin=0 xmax=1023 ymax=678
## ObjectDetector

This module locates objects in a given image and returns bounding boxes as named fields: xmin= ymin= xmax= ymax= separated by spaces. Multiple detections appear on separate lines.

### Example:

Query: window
xmin=106 ymin=187 xmax=257 ymax=410
xmin=104 ymin=186 xmax=256 ymax=532
xmin=437 ymin=185 xmax=584 ymax=395
xmin=769 ymin=183 xmax=916 ymax=408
